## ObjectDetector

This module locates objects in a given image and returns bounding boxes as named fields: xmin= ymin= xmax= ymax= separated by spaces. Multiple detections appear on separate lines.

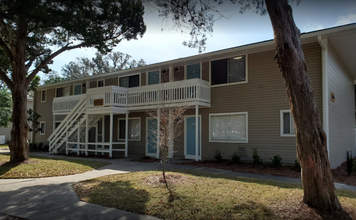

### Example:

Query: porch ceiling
xmin=328 ymin=28 xmax=356 ymax=79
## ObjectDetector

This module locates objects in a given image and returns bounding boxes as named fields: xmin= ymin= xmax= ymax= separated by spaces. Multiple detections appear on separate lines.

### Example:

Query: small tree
xmin=147 ymin=101 xmax=187 ymax=201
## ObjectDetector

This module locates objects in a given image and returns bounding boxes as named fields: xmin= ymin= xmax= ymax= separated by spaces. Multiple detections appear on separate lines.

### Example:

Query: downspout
xmin=318 ymin=35 xmax=330 ymax=159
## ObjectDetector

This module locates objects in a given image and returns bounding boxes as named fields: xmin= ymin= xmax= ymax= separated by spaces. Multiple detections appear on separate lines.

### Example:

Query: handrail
xmin=48 ymin=96 xmax=86 ymax=152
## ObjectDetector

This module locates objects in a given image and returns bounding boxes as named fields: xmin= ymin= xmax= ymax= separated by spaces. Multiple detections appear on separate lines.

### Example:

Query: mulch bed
xmin=179 ymin=159 xmax=356 ymax=186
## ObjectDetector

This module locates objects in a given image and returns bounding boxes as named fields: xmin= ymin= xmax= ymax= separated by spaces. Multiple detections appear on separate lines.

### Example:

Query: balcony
xmin=52 ymin=78 xmax=210 ymax=114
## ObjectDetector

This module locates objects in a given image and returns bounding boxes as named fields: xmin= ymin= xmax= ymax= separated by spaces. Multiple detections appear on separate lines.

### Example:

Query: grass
xmin=0 ymin=154 xmax=110 ymax=178
xmin=74 ymin=171 xmax=356 ymax=220
xmin=0 ymin=144 xmax=9 ymax=149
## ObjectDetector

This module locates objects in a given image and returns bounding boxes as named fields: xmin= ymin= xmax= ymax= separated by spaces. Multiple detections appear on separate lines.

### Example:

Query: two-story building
xmin=33 ymin=24 xmax=356 ymax=168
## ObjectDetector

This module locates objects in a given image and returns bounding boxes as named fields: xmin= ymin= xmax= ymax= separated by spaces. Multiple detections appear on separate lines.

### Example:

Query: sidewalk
xmin=1 ymin=150 xmax=356 ymax=220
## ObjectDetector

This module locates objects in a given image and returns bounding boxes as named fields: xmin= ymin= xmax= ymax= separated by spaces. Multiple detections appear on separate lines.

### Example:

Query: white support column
xmin=109 ymin=113 xmax=113 ymax=158
xmin=125 ymin=113 xmax=129 ymax=157
xmin=156 ymin=108 xmax=160 ymax=159
xmin=195 ymin=104 xmax=199 ymax=161
xmin=77 ymin=122 xmax=80 ymax=156
xmin=85 ymin=114 xmax=89 ymax=156
xmin=168 ymin=109 xmax=173 ymax=158
xmin=95 ymin=117 xmax=98 ymax=156
xmin=102 ymin=116 xmax=105 ymax=156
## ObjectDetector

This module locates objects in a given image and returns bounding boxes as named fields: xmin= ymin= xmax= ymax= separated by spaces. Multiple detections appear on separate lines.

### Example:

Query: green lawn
xmin=74 ymin=171 xmax=356 ymax=220
xmin=0 ymin=154 xmax=110 ymax=178
xmin=0 ymin=144 xmax=8 ymax=149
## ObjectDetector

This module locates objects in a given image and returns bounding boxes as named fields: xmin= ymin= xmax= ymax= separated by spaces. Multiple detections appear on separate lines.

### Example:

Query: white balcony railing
xmin=86 ymin=85 xmax=127 ymax=108
xmin=53 ymin=94 xmax=85 ymax=114
xmin=52 ymin=78 xmax=210 ymax=113
xmin=127 ymin=78 xmax=210 ymax=107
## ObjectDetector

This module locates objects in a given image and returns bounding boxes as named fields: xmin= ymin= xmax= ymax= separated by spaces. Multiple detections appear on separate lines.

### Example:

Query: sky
xmin=42 ymin=0 xmax=356 ymax=80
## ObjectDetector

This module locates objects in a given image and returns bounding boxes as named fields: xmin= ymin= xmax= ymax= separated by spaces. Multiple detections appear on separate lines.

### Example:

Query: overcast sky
xmin=43 ymin=0 xmax=356 ymax=79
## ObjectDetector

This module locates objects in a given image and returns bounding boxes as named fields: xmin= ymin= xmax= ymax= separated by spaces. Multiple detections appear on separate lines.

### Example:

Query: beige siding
xmin=202 ymin=61 xmax=209 ymax=82
xmin=89 ymin=81 xmax=97 ymax=88
xmin=105 ymin=77 xmax=118 ymax=86
xmin=327 ymin=42 xmax=355 ymax=168
xmin=173 ymin=65 xmax=185 ymax=81
xmin=196 ymin=43 xmax=322 ymax=164
xmin=141 ymin=72 xmax=146 ymax=86
xmin=34 ymin=89 xmax=55 ymax=143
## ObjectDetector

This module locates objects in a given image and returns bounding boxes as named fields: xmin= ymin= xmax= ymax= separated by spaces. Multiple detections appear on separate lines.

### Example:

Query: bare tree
xmin=147 ymin=89 xmax=188 ymax=201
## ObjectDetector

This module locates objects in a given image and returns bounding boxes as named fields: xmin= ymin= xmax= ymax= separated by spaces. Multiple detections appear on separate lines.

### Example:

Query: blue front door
xmin=186 ymin=116 xmax=201 ymax=159
xmin=147 ymin=118 xmax=157 ymax=156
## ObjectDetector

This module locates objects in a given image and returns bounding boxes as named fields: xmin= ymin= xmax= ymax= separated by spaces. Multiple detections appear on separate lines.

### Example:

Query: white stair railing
xmin=47 ymin=96 xmax=86 ymax=154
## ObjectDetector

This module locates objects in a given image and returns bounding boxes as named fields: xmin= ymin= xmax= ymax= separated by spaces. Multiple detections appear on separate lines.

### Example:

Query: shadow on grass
xmin=76 ymin=180 xmax=150 ymax=214
xmin=164 ymin=168 xmax=356 ymax=199
xmin=0 ymin=161 xmax=19 ymax=177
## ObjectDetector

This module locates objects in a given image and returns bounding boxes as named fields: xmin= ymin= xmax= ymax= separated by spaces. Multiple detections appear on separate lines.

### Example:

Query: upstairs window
xmin=56 ymin=87 xmax=69 ymax=97
xmin=148 ymin=70 xmax=160 ymax=85
xmin=41 ymin=90 xmax=47 ymax=102
xmin=280 ymin=110 xmax=295 ymax=136
xmin=119 ymin=75 xmax=140 ymax=88
xmin=211 ymin=55 xmax=247 ymax=85
xmin=98 ymin=80 xmax=104 ymax=87
xmin=186 ymin=63 xmax=201 ymax=79
xmin=73 ymin=84 xmax=82 ymax=95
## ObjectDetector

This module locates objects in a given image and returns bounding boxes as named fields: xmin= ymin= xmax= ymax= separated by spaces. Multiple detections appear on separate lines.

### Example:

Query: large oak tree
xmin=0 ymin=0 xmax=146 ymax=163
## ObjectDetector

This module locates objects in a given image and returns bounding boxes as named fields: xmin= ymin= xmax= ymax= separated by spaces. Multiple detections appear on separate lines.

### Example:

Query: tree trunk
xmin=265 ymin=0 xmax=343 ymax=212
xmin=9 ymin=71 xmax=30 ymax=163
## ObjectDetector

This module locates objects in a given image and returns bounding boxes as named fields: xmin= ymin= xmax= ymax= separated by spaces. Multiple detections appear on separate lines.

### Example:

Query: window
xmin=211 ymin=55 xmax=247 ymax=85
xmin=209 ymin=112 xmax=248 ymax=143
xmin=40 ymin=122 xmax=46 ymax=135
xmin=148 ymin=70 xmax=160 ymax=85
xmin=73 ymin=84 xmax=82 ymax=95
xmin=119 ymin=75 xmax=140 ymax=88
xmin=118 ymin=118 xmax=140 ymax=140
xmin=56 ymin=87 xmax=69 ymax=97
xmin=41 ymin=90 xmax=46 ymax=102
xmin=280 ymin=110 xmax=295 ymax=136
xmin=186 ymin=63 xmax=201 ymax=79
xmin=98 ymin=80 xmax=104 ymax=87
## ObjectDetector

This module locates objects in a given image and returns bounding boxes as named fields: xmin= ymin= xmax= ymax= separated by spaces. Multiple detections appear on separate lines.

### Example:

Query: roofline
xmin=39 ymin=23 xmax=356 ymax=90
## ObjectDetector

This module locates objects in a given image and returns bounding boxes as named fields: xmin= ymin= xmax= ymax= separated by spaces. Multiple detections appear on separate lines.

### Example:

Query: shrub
xmin=271 ymin=155 xmax=282 ymax=169
xmin=295 ymin=159 xmax=301 ymax=172
xmin=42 ymin=142 xmax=49 ymax=152
xmin=214 ymin=149 xmax=223 ymax=163
xmin=252 ymin=148 xmax=262 ymax=166
xmin=347 ymin=151 xmax=353 ymax=176
xmin=231 ymin=153 xmax=240 ymax=164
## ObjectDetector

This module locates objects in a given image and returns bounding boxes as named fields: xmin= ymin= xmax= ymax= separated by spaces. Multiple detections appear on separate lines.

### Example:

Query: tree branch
xmin=0 ymin=68 xmax=14 ymax=90
xmin=27 ymin=43 xmax=85 ymax=82
xmin=0 ymin=36 xmax=13 ymax=62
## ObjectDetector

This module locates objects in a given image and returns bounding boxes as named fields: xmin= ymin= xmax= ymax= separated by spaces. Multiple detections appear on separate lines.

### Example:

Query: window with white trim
xmin=40 ymin=122 xmax=46 ymax=135
xmin=211 ymin=55 xmax=247 ymax=85
xmin=41 ymin=90 xmax=46 ymax=102
xmin=119 ymin=74 xmax=140 ymax=88
xmin=118 ymin=118 xmax=140 ymax=140
xmin=98 ymin=80 xmax=104 ymax=87
xmin=280 ymin=110 xmax=295 ymax=136
xmin=186 ymin=63 xmax=201 ymax=79
xmin=209 ymin=112 xmax=248 ymax=142
xmin=73 ymin=84 xmax=82 ymax=95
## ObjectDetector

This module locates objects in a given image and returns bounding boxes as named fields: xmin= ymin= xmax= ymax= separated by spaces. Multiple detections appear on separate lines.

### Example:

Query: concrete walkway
xmin=1 ymin=150 xmax=356 ymax=220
